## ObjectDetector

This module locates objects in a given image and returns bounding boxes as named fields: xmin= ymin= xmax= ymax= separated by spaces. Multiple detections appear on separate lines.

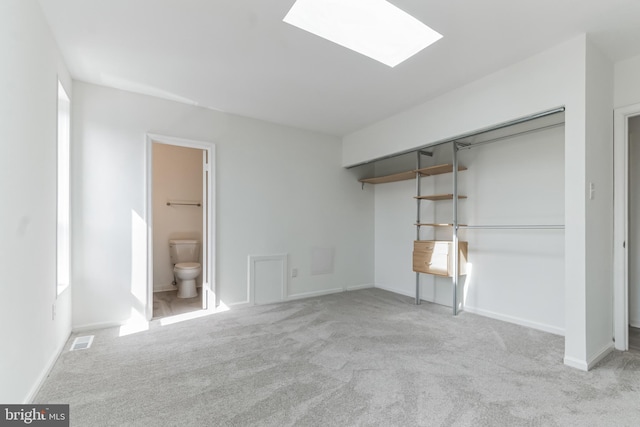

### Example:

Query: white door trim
xmin=613 ymin=103 xmax=640 ymax=351
xmin=145 ymin=133 xmax=216 ymax=320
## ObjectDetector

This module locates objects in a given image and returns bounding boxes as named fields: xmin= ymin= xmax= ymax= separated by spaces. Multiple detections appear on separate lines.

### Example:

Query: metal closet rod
xmin=345 ymin=106 xmax=565 ymax=168
xmin=455 ymin=122 xmax=564 ymax=151
xmin=459 ymin=225 xmax=564 ymax=230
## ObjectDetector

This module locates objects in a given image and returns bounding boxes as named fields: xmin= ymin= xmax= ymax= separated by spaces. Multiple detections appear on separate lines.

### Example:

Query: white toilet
xmin=169 ymin=239 xmax=201 ymax=299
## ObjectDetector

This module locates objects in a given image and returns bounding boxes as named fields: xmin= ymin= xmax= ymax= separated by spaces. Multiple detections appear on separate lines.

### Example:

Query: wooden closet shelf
xmin=415 ymin=223 xmax=468 ymax=227
xmin=358 ymin=163 xmax=465 ymax=185
xmin=415 ymin=194 xmax=467 ymax=201
xmin=358 ymin=170 xmax=415 ymax=184
xmin=416 ymin=164 xmax=467 ymax=176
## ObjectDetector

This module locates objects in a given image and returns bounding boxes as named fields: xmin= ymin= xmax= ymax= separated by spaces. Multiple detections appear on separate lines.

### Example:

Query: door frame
xmin=145 ymin=133 xmax=216 ymax=320
xmin=613 ymin=103 xmax=640 ymax=350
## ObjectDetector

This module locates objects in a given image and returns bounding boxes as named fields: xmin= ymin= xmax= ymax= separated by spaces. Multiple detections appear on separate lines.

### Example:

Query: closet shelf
xmin=359 ymin=170 xmax=415 ymax=184
xmin=415 ymin=223 xmax=467 ymax=227
xmin=414 ymin=194 xmax=467 ymax=201
xmin=416 ymin=164 xmax=467 ymax=176
xmin=358 ymin=163 xmax=466 ymax=185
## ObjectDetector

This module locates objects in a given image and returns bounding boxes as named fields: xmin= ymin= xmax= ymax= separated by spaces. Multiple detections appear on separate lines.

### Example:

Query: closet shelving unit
xmin=414 ymin=151 xmax=468 ymax=315
xmin=359 ymin=159 xmax=468 ymax=314
xmin=357 ymin=106 xmax=567 ymax=316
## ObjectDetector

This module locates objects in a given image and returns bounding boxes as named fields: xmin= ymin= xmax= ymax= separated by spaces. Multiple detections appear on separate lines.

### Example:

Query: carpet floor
xmin=36 ymin=289 xmax=640 ymax=426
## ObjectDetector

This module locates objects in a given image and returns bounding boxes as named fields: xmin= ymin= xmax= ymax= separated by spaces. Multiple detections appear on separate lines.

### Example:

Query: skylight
xmin=283 ymin=0 xmax=442 ymax=67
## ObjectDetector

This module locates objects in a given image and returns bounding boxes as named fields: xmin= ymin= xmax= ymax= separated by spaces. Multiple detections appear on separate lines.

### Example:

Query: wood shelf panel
xmin=415 ymin=194 xmax=467 ymax=201
xmin=415 ymin=223 xmax=467 ymax=227
xmin=358 ymin=163 xmax=466 ymax=185
xmin=358 ymin=170 xmax=415 ymax=184
xmin=415 ymin=164 xmax=467 ymax=176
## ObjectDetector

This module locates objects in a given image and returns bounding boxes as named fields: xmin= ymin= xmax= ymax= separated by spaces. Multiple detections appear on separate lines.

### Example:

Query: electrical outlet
xmin=52 ymin=304 xmax=56 ymax=320
xmin=292 ymin=268 xmax=298 ymax=278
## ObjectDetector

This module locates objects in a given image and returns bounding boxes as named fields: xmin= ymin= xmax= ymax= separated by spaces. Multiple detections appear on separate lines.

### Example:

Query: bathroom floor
xmin=153 ymin=290 xmax=202 ymax=319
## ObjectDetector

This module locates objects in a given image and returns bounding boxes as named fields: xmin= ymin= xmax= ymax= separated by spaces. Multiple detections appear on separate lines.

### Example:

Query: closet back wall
xmin=152 ymin=143 xmax=203 ymax=292
xmin=374 ymin=126 xmax=565 ymax=334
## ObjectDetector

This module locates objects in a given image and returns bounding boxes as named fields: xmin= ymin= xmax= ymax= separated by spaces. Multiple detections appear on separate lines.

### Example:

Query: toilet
xmin=169 ymin=239 xmax=201 ymax=299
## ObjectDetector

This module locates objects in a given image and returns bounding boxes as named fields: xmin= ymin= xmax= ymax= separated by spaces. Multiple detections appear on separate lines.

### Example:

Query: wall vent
xmin=70 ymin=335 xmax=94 ymax=351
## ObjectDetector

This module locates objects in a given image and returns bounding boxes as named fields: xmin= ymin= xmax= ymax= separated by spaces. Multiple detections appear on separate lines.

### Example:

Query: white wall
xmin=583 ymin=41 xmax=614 ymax=364
xmin=344 ymin=35 xmax=615 ymax=369
xmin=0 ymin=0 xmax=72 ymax=402
xmin=72 ymin=82 xmax=374 ymax=329
xmin=628 ymin=116 xmax=640 ymax=326
xmin=614 ymin=54 xmax=640 ymax=109
xmin=342 ymin=37 xmax=582 ymax=168
xmin=152 ymin=143 xmax=203 ymax=291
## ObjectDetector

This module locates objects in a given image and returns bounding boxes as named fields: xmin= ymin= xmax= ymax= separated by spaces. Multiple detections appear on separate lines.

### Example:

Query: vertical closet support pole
xmin=415 ymin=151 xmax=422 ymax=305
xmin=452 ymin=142 xmax=459 ymax=315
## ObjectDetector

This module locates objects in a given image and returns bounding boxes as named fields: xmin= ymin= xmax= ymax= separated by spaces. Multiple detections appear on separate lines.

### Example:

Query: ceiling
xmin=39 ymin=0 xmax=640 ymax=136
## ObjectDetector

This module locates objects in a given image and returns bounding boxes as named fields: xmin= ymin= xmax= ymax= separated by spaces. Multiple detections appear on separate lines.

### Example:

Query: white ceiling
xmin=39 ymin=0 xmax=640 ymax=136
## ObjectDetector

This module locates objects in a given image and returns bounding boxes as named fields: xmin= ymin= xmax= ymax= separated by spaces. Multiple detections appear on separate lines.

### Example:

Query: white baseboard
xmin=226 ymin=299 xmax=251 ymax=308
xmin=373 ymin=286 xmax=565 ymax=336
xmin=563 ymin=355 xmax=589 ymax=371
xmin=587 ymin=342 xmax=615 ymax=369
xmin=25 ymin=332 xmax=70 ymax=403
xmin=462 ymin=305 xmax=565 ymax=336
xmin=346 ymin=283 xmax=374 ymax=291
xmin=629 ymin=319 xmax=640 ymax=329
xmin=72 ymin=320 xmax=126 ymax=333
xmin=154 ymin=285 xmax=203 ymax=293
xmin=564 ymin=341 xmax=615 ymax=371
xmin=287 ymin=287 xmax=343 ymax=301
xmin=154 ymin=285 xmax=177 ymax=293
xmin=227 ymin=285 xmax=372 ymax=308
xmin=373 ymin=284 xmax=415 ymax=299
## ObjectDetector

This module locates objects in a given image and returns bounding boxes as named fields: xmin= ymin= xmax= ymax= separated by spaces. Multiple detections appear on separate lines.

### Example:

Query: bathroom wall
xmin=152 ymin=143 xmax=203 ymax=292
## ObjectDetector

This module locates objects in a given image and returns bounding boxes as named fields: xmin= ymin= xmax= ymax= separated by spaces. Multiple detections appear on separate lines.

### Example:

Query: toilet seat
xmin=175 ymin=262 xmax=200 ymax=270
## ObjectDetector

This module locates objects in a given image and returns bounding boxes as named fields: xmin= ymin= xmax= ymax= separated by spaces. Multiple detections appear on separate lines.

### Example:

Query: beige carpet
xmin=36 ymin=289 xmax=640 ymax=426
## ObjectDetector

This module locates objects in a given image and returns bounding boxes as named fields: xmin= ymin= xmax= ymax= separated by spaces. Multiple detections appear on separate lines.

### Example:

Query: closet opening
xmin=354 ymin=107 xmax=566 ymax=333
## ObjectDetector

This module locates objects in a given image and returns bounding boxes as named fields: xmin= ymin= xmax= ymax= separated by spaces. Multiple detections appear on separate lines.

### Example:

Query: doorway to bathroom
xmin=146 ymin=134 xmax=215 ymax=321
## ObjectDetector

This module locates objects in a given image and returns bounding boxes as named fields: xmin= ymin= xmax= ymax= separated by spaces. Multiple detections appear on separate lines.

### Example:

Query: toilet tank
xmin=169 ymin=239 xmax=200 ymax=264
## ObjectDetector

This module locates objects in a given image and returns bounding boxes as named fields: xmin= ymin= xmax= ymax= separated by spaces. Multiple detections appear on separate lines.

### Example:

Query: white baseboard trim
xmin=228 ymin=285 xmax=372 ymax=308
xmin=154 ymin=285 xmax=203 ymax=293
xmin=25 ymin=332 xmax=70 ymax=403
xmin=463 ymin=305 xmax=565 ymax=336
xmin=629 ymin=320 xmax=640 ymax=328
xmin=587 ymin=342 xmax=615 ymax=369
xmin=72 ymin=320 xmax=126 ymax=333
xmin=563 ymin=355 xmax=589 ymax=371
xmin=226 ymin=299 xmax=251 ymax=308
xmin=287 ymin=287 xmax=344 ymax=301
xmin=373 ymin=284 xmax=415 ymax=299
xmin=564 ymin=342 xmax=615 ymax=371
xmin=346 ymin=283 xmax=374 ymax=291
